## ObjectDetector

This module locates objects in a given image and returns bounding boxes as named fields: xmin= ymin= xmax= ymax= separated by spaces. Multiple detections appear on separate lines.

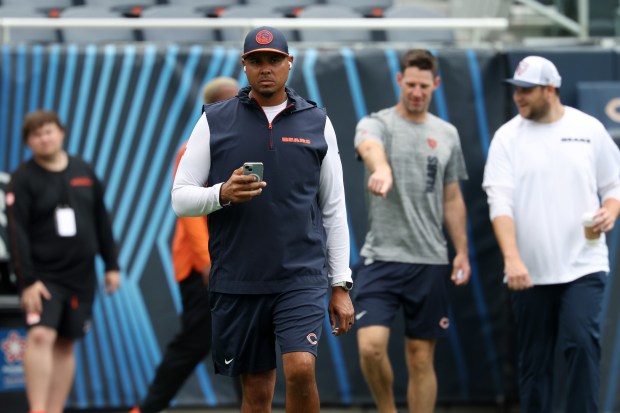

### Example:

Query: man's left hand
xmin=593 ymin=206 xmax=617 ymax=233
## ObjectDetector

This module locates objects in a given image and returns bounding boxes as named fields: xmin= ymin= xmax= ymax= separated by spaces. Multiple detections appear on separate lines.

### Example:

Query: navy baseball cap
xmin=242 ymin=26 xmax=289 ymax=58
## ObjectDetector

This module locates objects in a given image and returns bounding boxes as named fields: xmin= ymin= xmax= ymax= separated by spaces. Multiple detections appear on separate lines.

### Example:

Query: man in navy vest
xmin=172 ymin=26 xmax=354 ymax=412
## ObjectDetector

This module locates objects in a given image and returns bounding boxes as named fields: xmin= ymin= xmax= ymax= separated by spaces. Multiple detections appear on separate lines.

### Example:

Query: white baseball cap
xmin=505 ymin=56 xmax=562 ymax=88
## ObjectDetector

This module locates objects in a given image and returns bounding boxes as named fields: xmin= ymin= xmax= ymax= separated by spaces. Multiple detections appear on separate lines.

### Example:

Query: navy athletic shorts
xmin=210 ymin=286 xmax=327 ymax=377
xmin=25 ymin=281 xmax=94 ymax=339
xmin=352 ymin=259 xmax=450 ymax=339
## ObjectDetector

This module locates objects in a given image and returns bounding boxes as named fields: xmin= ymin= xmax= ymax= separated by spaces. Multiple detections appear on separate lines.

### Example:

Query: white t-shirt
xmin=483 ymin=106 xmax=620 ymax=285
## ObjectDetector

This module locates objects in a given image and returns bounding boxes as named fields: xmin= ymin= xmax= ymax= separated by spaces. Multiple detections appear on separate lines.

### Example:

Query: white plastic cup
xmin=582 ymin=212 xmax=600 ymax=245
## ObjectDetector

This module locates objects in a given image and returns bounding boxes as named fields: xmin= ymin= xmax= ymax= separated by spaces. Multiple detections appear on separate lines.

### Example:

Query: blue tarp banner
xmin=0 ymin=45 xmax=619 ymax=411
xmin=0 ymin=328 xmax=26 ymax=392
xmin=577 ymin=81 xmax=620 ymax=141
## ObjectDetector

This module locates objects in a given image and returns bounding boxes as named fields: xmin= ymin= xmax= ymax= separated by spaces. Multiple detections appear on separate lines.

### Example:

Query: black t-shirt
xmin=7 ymin=156 xmax=119 ymax=296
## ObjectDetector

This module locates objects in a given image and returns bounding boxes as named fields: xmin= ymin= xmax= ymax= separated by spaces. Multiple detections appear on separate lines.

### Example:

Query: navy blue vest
xmin=204 ymin=87 xmax=329 ymax=294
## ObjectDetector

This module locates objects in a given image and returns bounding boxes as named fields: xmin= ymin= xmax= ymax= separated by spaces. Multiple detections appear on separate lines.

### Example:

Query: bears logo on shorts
xmin=306 ymin=333 xmax=318 ymax=345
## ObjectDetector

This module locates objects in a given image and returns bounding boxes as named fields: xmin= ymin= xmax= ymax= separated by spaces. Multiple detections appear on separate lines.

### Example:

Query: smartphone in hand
xmin=243 ymin=162 xmax=264 ymax=182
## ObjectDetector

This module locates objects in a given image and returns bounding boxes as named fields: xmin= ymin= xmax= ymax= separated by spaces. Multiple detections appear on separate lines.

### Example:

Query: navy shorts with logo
xmin=352 ymin=259 xmax=450 ymax=339
xmin=210 ymin=286 xmax=327 ymax=377
xmin=25 ymin=281 xmax=94 ymax=339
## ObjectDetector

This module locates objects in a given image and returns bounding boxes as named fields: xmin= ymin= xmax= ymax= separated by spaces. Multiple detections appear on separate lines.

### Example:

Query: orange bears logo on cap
xmin=255 ymin=29 xmax=274 ymax=45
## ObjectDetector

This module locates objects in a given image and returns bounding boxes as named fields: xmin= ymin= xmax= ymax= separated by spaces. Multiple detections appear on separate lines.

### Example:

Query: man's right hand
xmin=367 ymin=165 xmax=393 ymax=198
xmin=21 ymin=281 xmax=52 ymax=315
xmin=219 ymin=166 xmax=267 ymax=205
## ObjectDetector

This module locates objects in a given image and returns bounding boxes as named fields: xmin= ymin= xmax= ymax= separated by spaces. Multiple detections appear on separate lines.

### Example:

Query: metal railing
xmin=515 ymin=0 xmax=589 ymax=38
xmin=0 ymin=17 xmax=509 ymax=45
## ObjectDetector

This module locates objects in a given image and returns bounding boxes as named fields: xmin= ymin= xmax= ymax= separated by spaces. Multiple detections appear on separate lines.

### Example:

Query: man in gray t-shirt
xmin=353 ymin=49 xmax=470 ymax=413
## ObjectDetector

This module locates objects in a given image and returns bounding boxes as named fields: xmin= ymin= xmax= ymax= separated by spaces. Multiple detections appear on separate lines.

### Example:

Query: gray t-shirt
xmin=354 ymin=107 xmax=468 ymax=264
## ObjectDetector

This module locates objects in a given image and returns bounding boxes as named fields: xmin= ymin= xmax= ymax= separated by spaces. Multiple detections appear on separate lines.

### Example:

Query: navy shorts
xmin=352 ymin=259 xmax=450 ymax=339
xmin=25 ymin=281 xmax=94 ymax=339
xmin=210 ymin=287 xmax=327 ymax=377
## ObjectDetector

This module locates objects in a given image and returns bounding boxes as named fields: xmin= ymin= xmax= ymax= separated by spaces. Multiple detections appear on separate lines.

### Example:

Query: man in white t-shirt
xmin=483 ymin=55 xmax=620 ymax=413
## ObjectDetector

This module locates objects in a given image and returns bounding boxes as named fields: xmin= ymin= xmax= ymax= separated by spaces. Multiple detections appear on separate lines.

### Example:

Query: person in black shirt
xmin=6 ymin=110 xmax=120 ymax=413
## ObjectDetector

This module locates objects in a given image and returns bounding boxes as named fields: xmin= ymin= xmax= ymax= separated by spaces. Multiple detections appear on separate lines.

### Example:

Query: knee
xmin=243 ymin=387 xmax=273 ymax=408
xmin=563 ymin=331 xmax=600 ymax=359
xmin=406 ymin=342 xmax=435 ymax=374
xmin=285 ymin=357 xmax=315 ymax=388
xmin=27 ymin=327 xmax=56 ymax=349
xmin=358 ymin=340 xmax=386 ymax=365
xmin=408 ymin=353 xmax=433 ymax=374
xmin=242 ymin=371 xmax=275 ymax=407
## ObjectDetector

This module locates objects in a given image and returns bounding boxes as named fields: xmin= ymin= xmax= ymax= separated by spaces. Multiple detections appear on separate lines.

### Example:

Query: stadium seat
xmin=0 ymin=6 xmax=59 ymax=43
xmin=60 ymin=6 xmax=137 ymax=43
xmin=82 ymin=0 xmax=156 ymax=6
xmin=82 ymin=0 xmax=156 ymax=17
xmin=243 ymin=0 xmax=320 ymax=16
xmin=0 ymin=0 xmax=73 ymax=8
xmin=141 ymin=5 xmax=217 ymax=43
xmin=383 ymin=4 xmax=455 ymax=44
xmin=165 ymin=0 xmax=239 ymax=17
xmin=1 ymin=0 xmax=72 ymax=18
xmin=324 ymin=0 xmax=394 ymax=17
xmin=297 ymin=5 xmax=372 ymax=42
xmin=219 ymin=5 xmax=290 ymax=42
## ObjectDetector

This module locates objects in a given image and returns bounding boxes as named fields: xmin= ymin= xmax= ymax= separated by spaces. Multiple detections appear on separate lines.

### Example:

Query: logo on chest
xmin=70 ymin=177 xmax=93 ymax=187
xmin=560 ymin=137 xmax=590 ymax=144
xmin=427 ymin=137 xmax=437 ymax=150
xmin=282 ymin=137 xmax=311 ymax=145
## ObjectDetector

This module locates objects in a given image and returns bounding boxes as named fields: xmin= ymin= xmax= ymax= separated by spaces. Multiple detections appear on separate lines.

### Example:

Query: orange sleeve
xmin=171 ymin=144 xmax=211 ymax=281
xmin=178 ymin=216 xmax=210 ymax=268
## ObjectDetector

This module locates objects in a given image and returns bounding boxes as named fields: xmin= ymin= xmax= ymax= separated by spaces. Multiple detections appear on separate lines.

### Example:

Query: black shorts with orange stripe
xmin=25 ymin=281 xmax=94 ymax=339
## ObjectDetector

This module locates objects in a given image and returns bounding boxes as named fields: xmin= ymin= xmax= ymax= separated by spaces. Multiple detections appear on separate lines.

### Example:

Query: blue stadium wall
xmin=1 ymin=44 xmax=619 ymax=411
